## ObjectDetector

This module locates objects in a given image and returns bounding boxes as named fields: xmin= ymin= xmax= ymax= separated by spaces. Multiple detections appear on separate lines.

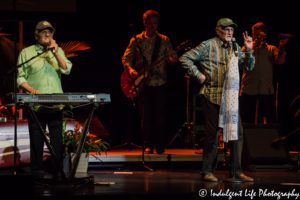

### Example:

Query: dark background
xmin=0 ymin=0 xmax=300 ymax=149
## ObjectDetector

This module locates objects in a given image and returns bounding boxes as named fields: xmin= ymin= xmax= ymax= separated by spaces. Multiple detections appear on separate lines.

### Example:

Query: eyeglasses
xmin=40 ymin=30 xmax=53 ymax=35
xmin=223 ymin=28 xmax=234 ymax=34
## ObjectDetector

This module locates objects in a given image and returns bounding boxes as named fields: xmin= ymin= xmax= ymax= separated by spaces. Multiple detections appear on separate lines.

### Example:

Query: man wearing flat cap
xmin=17 ymin=21 xmax=72 ymax=179
xmin=180 ymin=18 xmax=255 ymax=182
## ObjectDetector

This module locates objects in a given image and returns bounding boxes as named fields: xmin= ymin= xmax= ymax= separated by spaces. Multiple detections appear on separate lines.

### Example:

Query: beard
xmin=216 ymin=30 xmax=233 ymax=43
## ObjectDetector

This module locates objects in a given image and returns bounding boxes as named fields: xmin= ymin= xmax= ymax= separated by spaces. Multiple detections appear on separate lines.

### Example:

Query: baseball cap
xmin=216 ymin=18 xmax=237 ymax=28
xmin=35 ymin=21 xmax=55 ymax=32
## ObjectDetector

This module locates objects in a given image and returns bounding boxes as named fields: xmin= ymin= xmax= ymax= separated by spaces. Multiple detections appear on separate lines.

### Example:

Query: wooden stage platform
xmin=32 ymin=170 xmax=300 ymax=199
xmin=1 ymin=148 xmax=300 ymax=199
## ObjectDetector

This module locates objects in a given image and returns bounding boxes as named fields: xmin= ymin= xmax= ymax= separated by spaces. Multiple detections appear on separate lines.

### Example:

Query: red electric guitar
xmin=121 ymin=40 xmax=191 ymax=98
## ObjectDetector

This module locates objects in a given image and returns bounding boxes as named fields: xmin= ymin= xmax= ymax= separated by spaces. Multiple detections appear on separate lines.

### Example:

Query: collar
xmin=215 ymin=37 xmax=232 ymax=48
xmin=34 ymin=43 xmax=44 ymax=52
xmin=142 ymin=31 xmax=157 ymax=40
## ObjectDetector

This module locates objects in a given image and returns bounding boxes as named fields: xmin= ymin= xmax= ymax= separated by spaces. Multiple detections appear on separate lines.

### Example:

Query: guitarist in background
xmin=122 ymin=10 xmax=178 ymax=154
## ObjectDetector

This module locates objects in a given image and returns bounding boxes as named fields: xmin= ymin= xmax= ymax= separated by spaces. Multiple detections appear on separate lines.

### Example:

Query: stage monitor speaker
xmin=242 ymin=124 xmax=291 ymax=165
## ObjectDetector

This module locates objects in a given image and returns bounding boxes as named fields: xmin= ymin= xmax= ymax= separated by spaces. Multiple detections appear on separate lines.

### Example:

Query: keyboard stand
xmin=27 ymin=102 xmax=99 ymax=185
xmin=69 ymin=103 xmax=99 ymax=181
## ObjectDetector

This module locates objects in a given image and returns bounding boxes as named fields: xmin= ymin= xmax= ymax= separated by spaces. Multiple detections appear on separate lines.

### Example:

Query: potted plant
xmin=62 ymin=120 xmax=109 ymax=173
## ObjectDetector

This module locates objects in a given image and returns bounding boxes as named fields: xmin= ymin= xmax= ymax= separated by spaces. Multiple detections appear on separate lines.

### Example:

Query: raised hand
xmin=243 ymin=31 xmax=253 ymax=52
xmin=278 ymin=38 xmax=288 ymax=55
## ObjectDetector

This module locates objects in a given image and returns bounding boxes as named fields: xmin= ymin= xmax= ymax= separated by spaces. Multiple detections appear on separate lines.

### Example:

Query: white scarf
xmin=219 ymin=48 xmax=240 ymax=142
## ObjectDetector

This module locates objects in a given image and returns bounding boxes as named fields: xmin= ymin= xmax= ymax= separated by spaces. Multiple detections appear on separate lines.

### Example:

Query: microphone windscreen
xmin=231 ymin=37 xmax=236 ymax=42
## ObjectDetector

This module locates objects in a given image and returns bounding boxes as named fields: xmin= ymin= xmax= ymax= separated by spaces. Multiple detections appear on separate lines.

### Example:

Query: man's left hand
xmin=48 ymin=39 xmax=58 ymax=54
xmin=243 ymin=31 xmax=253 ymax=52
xmin=169 ymin=50 xmax=178 ymax=63
xmin=278 ymin=39 xmax=288 ymax=55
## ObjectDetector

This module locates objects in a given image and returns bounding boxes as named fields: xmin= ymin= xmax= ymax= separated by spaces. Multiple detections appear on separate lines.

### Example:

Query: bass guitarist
xmin=122 ymin=10 xmax=178 ymax=154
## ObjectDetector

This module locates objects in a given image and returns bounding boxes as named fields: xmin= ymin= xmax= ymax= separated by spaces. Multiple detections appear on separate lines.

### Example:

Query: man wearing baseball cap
xmin=17 ymin=20 xmax=72 ymax=179
xmin=180 ymin=18 xmax=255 ymax=182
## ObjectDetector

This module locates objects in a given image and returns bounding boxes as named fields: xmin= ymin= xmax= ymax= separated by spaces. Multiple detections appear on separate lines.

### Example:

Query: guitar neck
xmin=137 ymin=46 xmax=180 ymax=77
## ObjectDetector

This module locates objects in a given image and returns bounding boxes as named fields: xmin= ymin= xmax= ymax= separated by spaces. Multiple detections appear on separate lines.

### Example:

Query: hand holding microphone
xmin=47 ymin=38 xmax=58 ymax=54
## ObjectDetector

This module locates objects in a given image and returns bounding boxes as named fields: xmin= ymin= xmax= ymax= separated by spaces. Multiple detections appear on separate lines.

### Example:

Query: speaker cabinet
xmin=242 ymin=124 xmax=291 ymax=166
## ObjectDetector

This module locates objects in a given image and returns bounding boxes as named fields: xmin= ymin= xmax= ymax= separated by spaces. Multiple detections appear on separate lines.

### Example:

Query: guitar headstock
xmin=177 ymin=39 xmax=192 ymax=51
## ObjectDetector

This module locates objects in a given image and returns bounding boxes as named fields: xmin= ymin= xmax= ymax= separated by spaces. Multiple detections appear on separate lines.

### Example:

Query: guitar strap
xmin=148 ymin=34 xmax=162 ymax=75
xmin=151 ymin=34 xmax=162 ymax=64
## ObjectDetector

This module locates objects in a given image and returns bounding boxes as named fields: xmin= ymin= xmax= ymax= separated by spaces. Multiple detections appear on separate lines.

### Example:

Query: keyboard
xmin=2 ymin=93 xmax=111 ymax=105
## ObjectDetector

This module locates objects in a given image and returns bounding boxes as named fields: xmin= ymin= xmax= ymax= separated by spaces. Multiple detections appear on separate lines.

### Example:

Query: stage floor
xmin=3 ymin=149 xmax=300 ymax=199
xmin=32 ymin=170 xmax=300 ymax=199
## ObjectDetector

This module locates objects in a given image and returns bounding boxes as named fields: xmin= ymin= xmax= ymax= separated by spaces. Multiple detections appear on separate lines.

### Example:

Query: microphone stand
xmin=167 ymin=73 xmax=194 ymax=148
xmin=223 ymin=140 xmax=243 ymax=183
xmin=223 ymin=42 xmax=243 ymax=183
xmin=129 ymin=24 xmax=154 ymax=171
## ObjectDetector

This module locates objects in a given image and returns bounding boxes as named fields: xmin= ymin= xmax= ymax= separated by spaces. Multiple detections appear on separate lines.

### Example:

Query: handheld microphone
xmin=48 ymin=38 xmax=55 ymax=53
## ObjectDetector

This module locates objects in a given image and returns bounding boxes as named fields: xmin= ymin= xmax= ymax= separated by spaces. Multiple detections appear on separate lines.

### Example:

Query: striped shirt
xmin=179 ymin=37 xmax=255 ymax=105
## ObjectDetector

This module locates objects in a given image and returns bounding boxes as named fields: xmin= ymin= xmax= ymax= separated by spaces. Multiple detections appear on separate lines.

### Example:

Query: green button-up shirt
xmin=179 ymin=37 xmax=255 ymax=105
xmin=17 ymin=43 xmax=72 ymax=112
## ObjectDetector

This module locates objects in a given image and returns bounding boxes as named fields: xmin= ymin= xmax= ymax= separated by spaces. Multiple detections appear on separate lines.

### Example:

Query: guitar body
xmin=120 ymin=65 xmax=151 ymax=98
xmin=121 ymin=39 xmax=191 ymax=98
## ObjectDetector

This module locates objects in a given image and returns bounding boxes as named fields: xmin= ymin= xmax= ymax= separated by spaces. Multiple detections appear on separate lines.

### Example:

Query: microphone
xmin=47 ymin=38 xmax=55 ymax=53
xmin=232 ymin=37 xmax=238 ymax=56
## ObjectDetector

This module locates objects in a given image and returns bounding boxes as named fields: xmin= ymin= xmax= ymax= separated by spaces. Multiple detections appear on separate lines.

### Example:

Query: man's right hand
xmin=128 ymin=67 xmax=138 ymax=79
xmin=30 ymin=89 xmax=41 ymax=94
xmin=20 ymin=82 xmax=41 ymax=95
xmin=199 ymin=74 xmax=206 ymax=84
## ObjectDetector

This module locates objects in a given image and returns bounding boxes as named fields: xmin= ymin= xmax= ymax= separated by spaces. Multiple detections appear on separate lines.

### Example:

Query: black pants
xmin=27 ymin=110 xmax=63 ymax=175
xmin=139 ymin=84 xmax=167 ymax=151
xmin=201 ymin=95 xmax=243 ymax=176
xmin=241 ymin=93 xmax=277 ymax=123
